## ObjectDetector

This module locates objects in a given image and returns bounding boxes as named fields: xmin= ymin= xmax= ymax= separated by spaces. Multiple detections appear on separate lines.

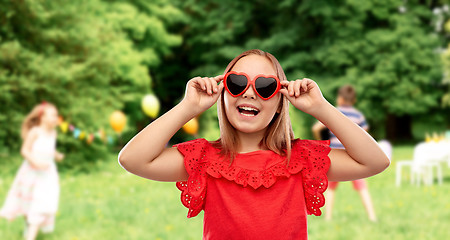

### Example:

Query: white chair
xmin=438 ymin=141 xmax=450 ymax=168
xmin=396 ymin=142 xmax=443 ymax=187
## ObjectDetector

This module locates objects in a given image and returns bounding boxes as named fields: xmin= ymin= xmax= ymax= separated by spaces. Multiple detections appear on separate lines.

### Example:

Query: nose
xmin=242 ymin=85 xmax=257 ymax=99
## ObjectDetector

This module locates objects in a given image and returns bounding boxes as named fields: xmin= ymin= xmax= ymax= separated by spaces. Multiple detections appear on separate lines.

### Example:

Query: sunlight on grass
xmin=1 ymin=145 xmax=449 ymax=239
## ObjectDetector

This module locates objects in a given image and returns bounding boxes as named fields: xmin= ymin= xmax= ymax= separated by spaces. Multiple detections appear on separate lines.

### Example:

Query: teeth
xmin=238 ymin=106 xmax=259 ymax=117
xmin=240 ymin=112 xmax=255 ymax=117
xmin=239 ymin=106 xmax=259 ymax=111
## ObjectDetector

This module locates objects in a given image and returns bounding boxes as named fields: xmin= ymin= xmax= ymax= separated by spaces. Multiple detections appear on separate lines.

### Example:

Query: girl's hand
xmin=181 ymin=75 xmax=224 ymax=114
xmin=55 ymin=152 xmax=64 ymax=162
xmin=30 ymin=160 xmax=49 ymax=170
xmin=279 ymin=78 xmax=327 ymax=116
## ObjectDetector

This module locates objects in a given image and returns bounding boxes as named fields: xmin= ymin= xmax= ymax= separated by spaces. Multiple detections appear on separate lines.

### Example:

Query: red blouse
xmin=175 ymin=138 xmax=330 ymax=240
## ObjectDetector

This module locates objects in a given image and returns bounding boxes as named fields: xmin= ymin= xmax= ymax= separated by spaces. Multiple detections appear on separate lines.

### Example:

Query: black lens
xmin=226 ymin=74 xmax=248 ymax=95
xmin=255 ymin=77 xmax=277 ymax=98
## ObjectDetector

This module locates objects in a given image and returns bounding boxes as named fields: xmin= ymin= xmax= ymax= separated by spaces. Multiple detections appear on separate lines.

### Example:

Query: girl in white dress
xmin=0 ymin=102 xmax=64 ymax=240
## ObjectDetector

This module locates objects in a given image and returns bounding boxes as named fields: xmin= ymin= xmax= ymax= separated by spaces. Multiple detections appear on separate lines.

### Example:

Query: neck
xmin=236 ymin=129 xmax=266 ymax=153
xmin=39 ymin=123 xmax=54 ymax=133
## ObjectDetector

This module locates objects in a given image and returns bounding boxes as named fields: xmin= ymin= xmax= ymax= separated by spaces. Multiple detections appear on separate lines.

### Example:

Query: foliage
xmin=160 ymin=0 xmax=447 ymax=140
xmin=0 ymin=0 xmax=182 ymax=170
xmin=440 ymin=2 xmax=450 ymax=110
xmin=1 ymin=0 xmax=449 ymax=167
xmin=198 ymin=103 xmax=220 ymax=141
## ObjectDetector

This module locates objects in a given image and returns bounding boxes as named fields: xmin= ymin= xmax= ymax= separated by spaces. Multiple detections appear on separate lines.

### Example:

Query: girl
xmin=118 ymin=49 xmax=390 ymax=239
xmin=0 ymin=102 xmax=64 ymax=240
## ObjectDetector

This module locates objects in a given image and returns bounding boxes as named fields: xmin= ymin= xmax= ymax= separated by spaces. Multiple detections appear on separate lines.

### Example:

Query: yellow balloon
xmin=59 ymin=121 xmax=69 ymax=133
xmin=182 ymin=118 xmax=199 ymax=135
xmin=142 ymin=94 xmax=160 ymax=118
xmin=79 ymin=131 xmax=86 ymax=140
xmin=98 ymin=129 xmax=106 ymax=141
xmin=110 ymin=111 xmax=127 ymax=133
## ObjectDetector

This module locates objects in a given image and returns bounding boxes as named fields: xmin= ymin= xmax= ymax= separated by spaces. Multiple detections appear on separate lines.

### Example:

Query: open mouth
xmin=237 ymin=106 xmax=260 ymax=117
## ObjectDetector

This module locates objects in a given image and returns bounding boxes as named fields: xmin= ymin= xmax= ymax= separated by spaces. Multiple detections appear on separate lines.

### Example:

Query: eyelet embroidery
xmin=175 ymin=138 xmax=331 ymax=218
xmin=175 ymin=139 xmax=209 ymax=218
xmin=295 ymin=140 xmax=331 ymax=216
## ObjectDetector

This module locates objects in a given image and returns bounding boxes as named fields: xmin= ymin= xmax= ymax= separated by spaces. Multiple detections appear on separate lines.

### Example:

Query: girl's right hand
xmin=30 ymin=160 xmax=49 ymax=170
xmin=181 ymin=75 xmax=224 ymax=114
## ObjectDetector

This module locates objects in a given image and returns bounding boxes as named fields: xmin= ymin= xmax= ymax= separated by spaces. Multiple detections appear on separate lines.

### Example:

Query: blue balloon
xmin=73 ymin=128 xmax=81 ymax=138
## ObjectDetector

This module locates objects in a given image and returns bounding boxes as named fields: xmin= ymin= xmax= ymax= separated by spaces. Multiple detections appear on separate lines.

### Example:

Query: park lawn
xmin=1 ymin=145 xmax=449 ymax=240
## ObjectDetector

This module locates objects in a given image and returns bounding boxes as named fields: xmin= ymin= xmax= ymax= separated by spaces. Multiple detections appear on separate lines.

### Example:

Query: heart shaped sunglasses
xmin=223 ymin=71 xmax=281 ymax=100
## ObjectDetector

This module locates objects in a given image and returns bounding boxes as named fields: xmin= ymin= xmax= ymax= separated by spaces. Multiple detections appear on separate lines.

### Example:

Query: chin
xmin=232 ymin=122 xmax=267 ymax=134
xmin=238 ymin=128 xmax=259 ymax=134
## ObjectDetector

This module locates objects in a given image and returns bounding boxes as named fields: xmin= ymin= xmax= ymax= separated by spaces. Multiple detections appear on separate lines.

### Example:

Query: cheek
xmin=46 ymin=115 xmax=58 ymax=125
xmin=223 ymin=93 xmax=236 ymax=112
xmin=265 ymin=95 xmax=281 ymax=112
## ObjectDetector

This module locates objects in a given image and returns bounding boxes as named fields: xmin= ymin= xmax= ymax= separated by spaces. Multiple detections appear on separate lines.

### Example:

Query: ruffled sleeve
xmin=292 ymin=139 xmax=331 ymax=216
xmin=174 ymin=138 xmax=210 ymax=218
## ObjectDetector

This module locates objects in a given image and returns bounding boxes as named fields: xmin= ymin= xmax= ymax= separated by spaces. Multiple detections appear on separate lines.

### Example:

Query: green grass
xmin=1 ymin=145 xmax=449 ymax=240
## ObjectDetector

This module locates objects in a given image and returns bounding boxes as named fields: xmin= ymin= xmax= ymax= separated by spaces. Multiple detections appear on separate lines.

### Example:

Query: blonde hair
xmin=21 ymin=102 xmax=56 ymax=140
xmin=214 ymin=49 xmax=294 ymax=162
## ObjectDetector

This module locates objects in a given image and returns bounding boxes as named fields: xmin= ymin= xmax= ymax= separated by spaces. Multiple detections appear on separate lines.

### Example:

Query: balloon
xmin=110 ymin=111 xmax=127 ymax=133
xmin=182 ymin=118 xmax=199 ymax=135
xmin=69 ymin=125 xmax=75 ymax=132
xmin=59 ymin=121 xmax=69 ymax=133
xmin=87 ymin=134 xmax=94 ymax=144
xmin=141 ymin=94 xmax=160 ymax=118
xmin=73 ymin=128 xmax=81 ymax=138
xmin=97 ymin=129 xmax=106 ymax=141
xmin=107 ymin=136 xmax=114 ymax=145
xmin=58 ymin=116 xmax=64 ymax=125
xmin=79 ymin=131 xmax=86 ymax=140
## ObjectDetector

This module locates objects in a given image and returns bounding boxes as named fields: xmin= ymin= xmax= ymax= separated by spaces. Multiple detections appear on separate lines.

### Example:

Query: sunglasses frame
xmin=224 ymin=71 xmax=281 ymax=100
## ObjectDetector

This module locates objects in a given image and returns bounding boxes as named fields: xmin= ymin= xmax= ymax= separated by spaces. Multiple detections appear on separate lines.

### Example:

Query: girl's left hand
xmin=55 ymin=152 xmax=65 ymax=162
xmin=279 ymin=78 xmax=327 ymax=115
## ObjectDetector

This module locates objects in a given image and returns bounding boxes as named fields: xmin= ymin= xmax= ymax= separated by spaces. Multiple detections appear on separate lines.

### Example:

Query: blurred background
xmin=1 ymin=0 xmax=450 ymax=239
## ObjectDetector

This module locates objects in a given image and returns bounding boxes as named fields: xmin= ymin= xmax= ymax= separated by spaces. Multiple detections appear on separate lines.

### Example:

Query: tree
xmin=161 ymin=0 xmax=446 ymax=141
xmin=0 ymin=0 xmax=182 ymax=170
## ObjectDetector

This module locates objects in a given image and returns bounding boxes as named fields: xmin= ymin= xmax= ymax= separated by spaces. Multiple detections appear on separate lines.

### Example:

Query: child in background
xmin=119 ymin=49 xmax=389 ymax=239
xmin=0 ymin=102 xmax=64 ymax=240
xmin=312 ymin=85 xmax=377 ymax=222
